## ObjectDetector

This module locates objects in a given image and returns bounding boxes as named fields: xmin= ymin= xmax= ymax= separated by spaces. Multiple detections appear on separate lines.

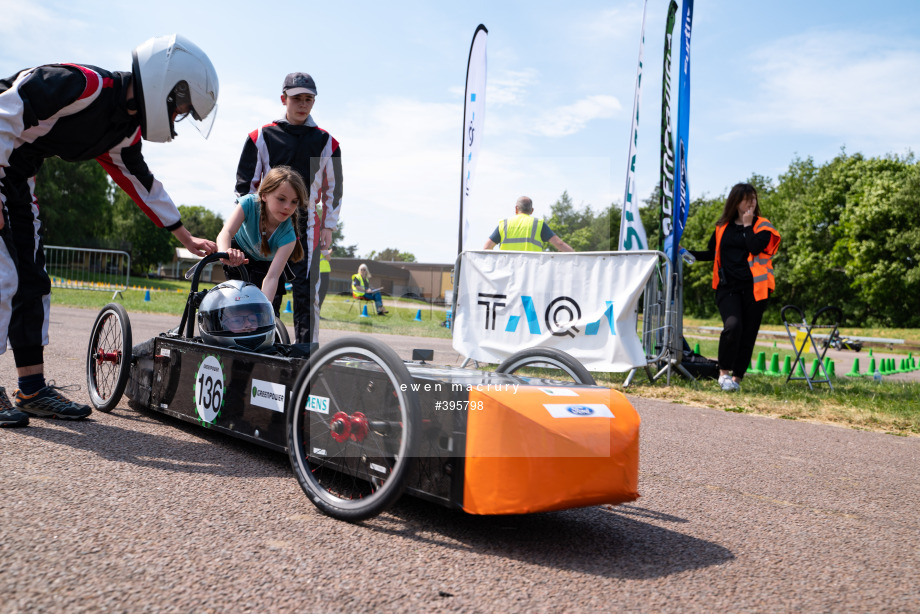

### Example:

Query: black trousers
xmin=716 ymin=288 xmax=767 ymax=379
xmin=222 ymin=240 xmax=285 ymax=315
xmin=290 ymin=244 xmax=321 ymax=344
xmin=2 ymin=172 xmax=50 ymax=368
xmin=318 ymin=272 xmax=329 ymax=310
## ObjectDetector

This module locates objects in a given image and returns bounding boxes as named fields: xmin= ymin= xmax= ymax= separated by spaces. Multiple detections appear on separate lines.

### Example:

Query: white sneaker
xmin=719 ymin=374 xmax=739 ymax=392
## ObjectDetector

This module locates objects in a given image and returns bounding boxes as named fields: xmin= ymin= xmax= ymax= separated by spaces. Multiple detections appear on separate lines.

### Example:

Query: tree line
xmin=34 ymin=150 xmax=918 ymax=327
xmin=542 ymin=151 xmax=919 ymax=328
xmin=34 ymin=158 xmax=364 ymax=273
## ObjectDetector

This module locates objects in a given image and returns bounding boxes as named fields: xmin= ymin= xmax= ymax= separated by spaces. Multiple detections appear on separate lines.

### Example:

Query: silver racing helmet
xmin=198 ymin=280 xmax=275 ymax=351
xmin=131 ymin=34 xmax=219 ymax=143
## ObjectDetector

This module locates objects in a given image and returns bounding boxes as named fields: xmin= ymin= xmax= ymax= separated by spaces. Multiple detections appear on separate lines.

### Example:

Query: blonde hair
xmin=358 ymin=263 xmax=370 ymax=278
xmin=256 ymin=166 xmax=306 ymax=262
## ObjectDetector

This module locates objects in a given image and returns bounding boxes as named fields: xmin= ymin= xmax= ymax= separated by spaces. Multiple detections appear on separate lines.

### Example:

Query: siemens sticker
xmin=306 ymin=394 xmax=330 ymax=415
xmin=250 ymin=379 xmax=286 ymax=413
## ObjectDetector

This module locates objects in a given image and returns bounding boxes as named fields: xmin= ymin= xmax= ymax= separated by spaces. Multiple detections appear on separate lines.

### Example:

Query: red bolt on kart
xmin=86 ymin=253 xmax=641 ymax=522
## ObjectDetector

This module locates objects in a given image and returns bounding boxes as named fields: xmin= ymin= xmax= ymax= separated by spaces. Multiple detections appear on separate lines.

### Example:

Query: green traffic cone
xmin=693 ymin=342 xmax=701 ymax=355
xmin=828 ymin=360 xmax=836 ymax=378
xmin=751 ymin=351 xmax=766 ymax=375
xmin=795 ymin=360 xmax=807 ymax=377
xmin=767 ymin=353 xmax=781 ymax=376
xmin=868 ymin=357 xmax=877 ymax=375
xmin=880 ymin=359 xmax=890 ymax=375
xmin=782 ymin=355 xmax=792 ymax=376
xmin=810 ymin=359 xmax=821 ymax=379
xmin=869 ymin=348 xmax=873 ymax=356
xmin=846 ymin=357 xmax=861 ymax=377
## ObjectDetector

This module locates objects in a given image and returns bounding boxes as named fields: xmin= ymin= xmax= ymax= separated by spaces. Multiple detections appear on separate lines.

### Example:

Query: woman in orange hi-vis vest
xmin=686 ymin=183 xmax=781 ymax=392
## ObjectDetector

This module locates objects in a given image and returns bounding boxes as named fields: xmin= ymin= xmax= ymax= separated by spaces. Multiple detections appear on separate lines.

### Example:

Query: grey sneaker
xmin=719 ymin=374 xmax=740 ymax=392
xmin=15 ymin=382 xmax=91 ymax=420
xmin=0 ymin=387 xmax=29 ymax=427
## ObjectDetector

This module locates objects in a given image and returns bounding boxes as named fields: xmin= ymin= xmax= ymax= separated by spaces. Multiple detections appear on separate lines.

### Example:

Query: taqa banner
xmin=453 ymin=251 xmax=659 ymax=372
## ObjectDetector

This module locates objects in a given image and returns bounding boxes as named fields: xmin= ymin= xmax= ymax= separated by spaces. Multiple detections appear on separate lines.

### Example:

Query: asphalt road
xmin=1 ymin=307 xmax=918 ymax=612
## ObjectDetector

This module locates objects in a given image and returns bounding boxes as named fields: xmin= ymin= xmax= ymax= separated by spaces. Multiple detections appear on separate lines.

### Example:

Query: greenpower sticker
xmin=195 ymin=355 xmax=225 ymax=424
xmin=251 ymin=379 xmax=286 ymax=413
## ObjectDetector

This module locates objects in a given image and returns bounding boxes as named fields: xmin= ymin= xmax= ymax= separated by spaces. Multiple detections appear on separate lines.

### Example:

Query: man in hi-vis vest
xmin=483 ymin=196 xmax=573 ymax=252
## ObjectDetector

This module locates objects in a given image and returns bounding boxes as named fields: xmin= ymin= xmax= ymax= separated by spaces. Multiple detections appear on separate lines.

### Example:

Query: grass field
xmin=49 ymin=281 xmax=920 ymax=436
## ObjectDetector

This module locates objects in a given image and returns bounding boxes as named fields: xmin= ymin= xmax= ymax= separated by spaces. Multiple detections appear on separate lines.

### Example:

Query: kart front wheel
xmin=287 ymin=337 xmax=419 ymax=522
xmin=496 ymin=347 xmax=596 ymax=385
xmin=86 ymin=303 xmax=133 ymax=412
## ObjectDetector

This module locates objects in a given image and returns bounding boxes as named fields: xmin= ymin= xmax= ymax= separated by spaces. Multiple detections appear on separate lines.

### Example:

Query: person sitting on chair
xmin=352 ymin=264 xmax=388 ymax=315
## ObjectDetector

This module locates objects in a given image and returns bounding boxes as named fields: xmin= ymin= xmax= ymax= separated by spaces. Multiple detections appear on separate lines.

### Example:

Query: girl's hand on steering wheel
xmin=221 ymin=248 xmax=249 ymax=267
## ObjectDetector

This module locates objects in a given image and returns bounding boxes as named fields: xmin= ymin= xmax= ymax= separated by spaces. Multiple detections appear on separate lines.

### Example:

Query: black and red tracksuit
xmin=235 ymin=117 xmax=342 ymax=344
xmin=0 ymin=63 xmax=186 ymax=367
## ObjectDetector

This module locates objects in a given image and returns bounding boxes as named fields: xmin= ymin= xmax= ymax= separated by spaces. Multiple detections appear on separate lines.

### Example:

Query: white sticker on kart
xmin=539 ymin=387 xmax=579 ymax=397
xmin=306 ymin=395 xmax=330 ymax=414
xmin=312 ymin=447 xmax=327 ymax=456
xmin=369 ymin=463 xmax=388 ymax=475
xmin=195 ymin=355 xmax=225 ymax=424
xmin=544 ymin=404 xmax=613 ymax=419
xmin=251 ymin=379 xmax=286 ymax=413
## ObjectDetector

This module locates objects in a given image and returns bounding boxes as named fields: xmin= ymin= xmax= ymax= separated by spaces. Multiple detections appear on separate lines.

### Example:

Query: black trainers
xmin=0 ymin=386 xmax=29 ymax=427
xmin=15 ymin=382 xmax=92 ymax=420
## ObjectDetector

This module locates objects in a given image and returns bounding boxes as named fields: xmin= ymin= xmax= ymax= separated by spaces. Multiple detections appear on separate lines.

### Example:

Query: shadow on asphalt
xmin=15 ymin=405 xmax=290 ymax=478
xmin=363 ymin=496 xmax=734 ymax=580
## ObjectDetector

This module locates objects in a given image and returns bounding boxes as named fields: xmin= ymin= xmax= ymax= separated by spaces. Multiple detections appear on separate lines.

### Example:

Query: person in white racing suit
xmin=0 ymin=34 xmax=219 ymax=426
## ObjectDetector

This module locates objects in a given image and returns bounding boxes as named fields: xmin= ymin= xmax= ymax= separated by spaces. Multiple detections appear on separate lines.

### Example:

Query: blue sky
xmin=2 ymin=0 xmax=918 ymax=263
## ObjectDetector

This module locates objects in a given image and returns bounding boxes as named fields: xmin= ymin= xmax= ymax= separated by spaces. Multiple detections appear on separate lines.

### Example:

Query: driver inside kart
xmin=198 ymin=280 xmax=276 ymax=352
xmin=221 ymin=305 xmax=268 ymax=334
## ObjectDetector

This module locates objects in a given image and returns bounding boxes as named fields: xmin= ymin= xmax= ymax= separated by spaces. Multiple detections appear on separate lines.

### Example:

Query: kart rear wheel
xmin=86 ymin=303 xmax=133 ymax=412
xmin=287 ymin=337 xmax=419 ymax=521
xmin=496 ymin=347 xmax=596 ymax=385
xmin=274 ymin=320 xmax=291 ymax=345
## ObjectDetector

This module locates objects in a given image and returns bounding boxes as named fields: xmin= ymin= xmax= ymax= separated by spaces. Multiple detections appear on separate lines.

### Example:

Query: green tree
xmin=35 ymin=158 xmax=113 ymax=247
xmin=837 ymin=154 xmax=920 ymax=326
xmin=330 ymin=222 xmax=358 ymax=257
xmin=171 ymin=205 xmax=224 ymax=247
xmin=544 ymin=191 xmax=625 ymax=252
xmin=109 ymin=191 xmax=176 ymax=274
xmin=368 ymin=247 xmax=416 ymax=262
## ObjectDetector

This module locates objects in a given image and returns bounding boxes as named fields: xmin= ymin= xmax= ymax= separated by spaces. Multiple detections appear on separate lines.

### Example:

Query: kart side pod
xmin=461 ymin=386 xmax=640 ymax=515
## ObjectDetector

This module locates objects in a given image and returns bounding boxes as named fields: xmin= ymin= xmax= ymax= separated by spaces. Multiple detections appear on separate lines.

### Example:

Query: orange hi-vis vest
xmin=713 ymin=217 xmax=781 ymax=301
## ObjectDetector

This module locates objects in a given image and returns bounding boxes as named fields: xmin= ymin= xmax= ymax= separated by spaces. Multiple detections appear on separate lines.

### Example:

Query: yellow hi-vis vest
xmin=319 ymin=251 xmax=331 ymax=273
xmin=352 ymin=274 xmax=368 ymax=299
xmin=712 ymin=217 xmax=781 ymax=301
xmin=498 ymin=213 xmax=545 ymax=251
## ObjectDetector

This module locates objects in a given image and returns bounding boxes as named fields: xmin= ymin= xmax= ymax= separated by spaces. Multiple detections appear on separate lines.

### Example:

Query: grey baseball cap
xmin=282 ymin=72 xmax=317 ymax=96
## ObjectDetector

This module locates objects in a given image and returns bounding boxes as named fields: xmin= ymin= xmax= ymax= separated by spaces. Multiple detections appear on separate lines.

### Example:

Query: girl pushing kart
xmin=217 ymin=166 xmax=306 ymax=311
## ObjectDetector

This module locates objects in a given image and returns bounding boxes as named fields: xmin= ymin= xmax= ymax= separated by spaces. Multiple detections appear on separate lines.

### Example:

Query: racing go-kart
xmin=86 ymin=253 xmax=640 ymax=521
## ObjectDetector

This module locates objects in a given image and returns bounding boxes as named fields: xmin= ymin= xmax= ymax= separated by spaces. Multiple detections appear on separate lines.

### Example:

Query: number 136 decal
xmin=195 ymin=355 xmax=225 ymax=424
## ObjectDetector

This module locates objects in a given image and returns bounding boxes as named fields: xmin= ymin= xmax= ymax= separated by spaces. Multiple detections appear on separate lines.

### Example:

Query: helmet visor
xmin=169 ymin=82 xmax=217 ymax=139
xmin=219 ymin=302 xmax=274 ymax=334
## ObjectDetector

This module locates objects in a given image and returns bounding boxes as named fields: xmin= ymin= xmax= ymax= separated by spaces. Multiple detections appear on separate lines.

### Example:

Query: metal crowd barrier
xmin=45 ymin=246 xmax=131 ymax=300
xmin=625 ymin=254 xmax=691 ymax=386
